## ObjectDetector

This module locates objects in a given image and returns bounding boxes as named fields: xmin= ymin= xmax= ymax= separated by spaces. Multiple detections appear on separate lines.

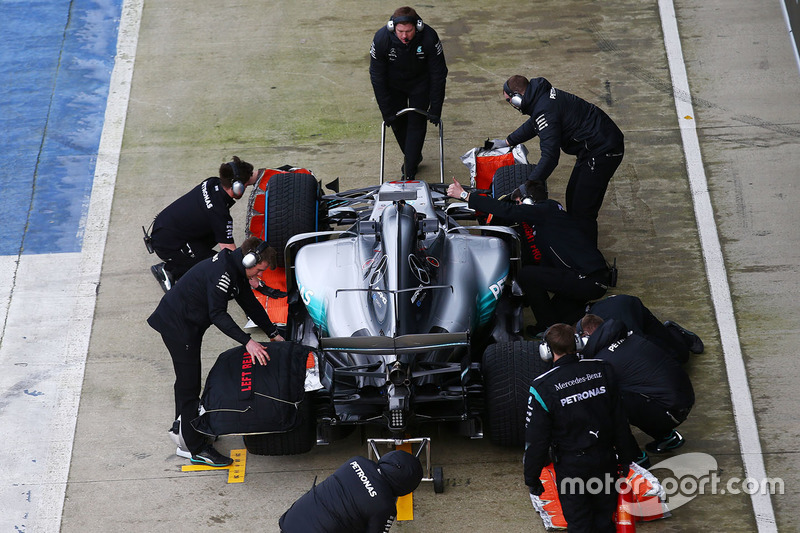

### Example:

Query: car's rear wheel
xmin=242 ymin=396 xmax=316 ymax=455
xmin=491 ymin=164 xmax=536 ymax=199
xmin=483 ymin=340 xmax=551 ymax=447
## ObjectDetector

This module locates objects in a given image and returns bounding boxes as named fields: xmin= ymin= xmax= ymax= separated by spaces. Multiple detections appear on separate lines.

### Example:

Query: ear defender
xmin=242 ymin=240 xmax=270 ymax=269
xmin=539 ymin=326 xmax=553 ymax=362
xmin=229 ymin=161 xmax=245 ymax=199
xmin=387 ymin=15 xmax=424 ymax=33
xmin=538 ymin=326 xmax=585 ymax=362
xmin=503 ymin=81 xmax=524 ymax=111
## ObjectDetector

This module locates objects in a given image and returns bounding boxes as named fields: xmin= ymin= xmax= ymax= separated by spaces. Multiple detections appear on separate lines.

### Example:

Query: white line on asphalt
xmin=657 ymin=1 xmax=778 ymax=531
xmin=0 ymin=1 xmax=142 ymax=531
xmin=778 ymin=0 xmax=800 ymax=76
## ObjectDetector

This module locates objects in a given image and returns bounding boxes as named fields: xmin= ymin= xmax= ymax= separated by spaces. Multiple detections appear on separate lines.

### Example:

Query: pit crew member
xmin=147 ymin=237 xmax=284 ymax=467
xmin=146 ymin=156 xmax=258 ymax=292
xmin=279 ymin=450 xmax=423 ymax=533
xmin=370 ymin=6 xmax=447 ymax=180
xmin=525 ymin=323 xmax=637 ymax=532
xmin=488 ymin=75 xmax=624 ymax=245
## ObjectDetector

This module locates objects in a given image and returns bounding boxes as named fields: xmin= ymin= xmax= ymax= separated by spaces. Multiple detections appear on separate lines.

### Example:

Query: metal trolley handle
xmin=380 ymin=107 xmax=444 ymax=184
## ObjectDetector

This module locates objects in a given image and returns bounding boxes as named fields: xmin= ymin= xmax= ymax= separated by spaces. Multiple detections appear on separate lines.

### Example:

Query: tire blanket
xmin=530 ymin=462 xmax=670 ymax=531
xmin=460 ymin=145 xmax=529 ymax=188
xmin=192 ymin=341 xmax=312 ymax=436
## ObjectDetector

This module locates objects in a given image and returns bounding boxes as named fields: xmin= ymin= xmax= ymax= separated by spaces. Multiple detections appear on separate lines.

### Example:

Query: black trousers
xmin=555 ymin=449 xmax=618 ymax=533
xmin=152 ymin=236 xmax=216 ymax=281
xmin=386 ymin=85 xmax=430 ymax=179
xmin=518 ymin=266 xmax=608 ymax=332
xmin=160 ymin=331 xmax=207 ymax=454
xmin=623 ymin=392 xmax=690 ymax=442
xmin=565 ymin=149 xmax=624 ymax=245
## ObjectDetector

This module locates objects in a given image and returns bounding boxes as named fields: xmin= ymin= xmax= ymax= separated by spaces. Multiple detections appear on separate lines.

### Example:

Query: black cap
xmin=378 ymin=450 xmax=423 ymax=496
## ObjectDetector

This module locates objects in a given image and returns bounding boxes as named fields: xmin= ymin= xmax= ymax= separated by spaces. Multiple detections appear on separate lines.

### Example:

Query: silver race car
xmin=241 ymin=113 xmax=549 ymax=479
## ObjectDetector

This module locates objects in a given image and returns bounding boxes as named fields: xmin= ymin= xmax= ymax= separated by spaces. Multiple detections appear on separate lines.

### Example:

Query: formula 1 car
xmin=238 ymin=111 xmax=550 ymax=462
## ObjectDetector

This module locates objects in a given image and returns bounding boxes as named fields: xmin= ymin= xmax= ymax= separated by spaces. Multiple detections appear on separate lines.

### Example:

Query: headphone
xmin=228 ymin=161 xmax=246 ymax=199
xmin=515 ymin=182 xmax=534 ymax=205
xmin=503 ymin=80 xmax=524 ymax=111
xmin=538 ymin=326 xmax=584 ymax=362
xmin=242 ymin=240 xmax=271 ymax=269
xmin=387 ymin=14 xmax=424 ymax=33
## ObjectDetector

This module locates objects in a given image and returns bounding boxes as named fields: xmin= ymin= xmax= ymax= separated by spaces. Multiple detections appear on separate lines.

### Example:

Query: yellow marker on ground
xmin=395 ymin=442 xmax=414 ymax=521
xmin=227 ymin=449 xmax=247 ymax=483
xmin=181 ymin=449 xmax=247 ymax=484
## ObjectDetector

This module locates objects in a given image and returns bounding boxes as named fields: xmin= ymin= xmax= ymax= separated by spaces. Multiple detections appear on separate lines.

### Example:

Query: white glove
xmin=488 ymin=138 xmax=509 ymax=150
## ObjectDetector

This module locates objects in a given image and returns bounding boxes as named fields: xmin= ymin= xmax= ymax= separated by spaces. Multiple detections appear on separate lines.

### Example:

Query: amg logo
xmin=351 ymin=461 xmax=377 ymax=497
xmin=201 ymin=180 xmax=213 ymax=209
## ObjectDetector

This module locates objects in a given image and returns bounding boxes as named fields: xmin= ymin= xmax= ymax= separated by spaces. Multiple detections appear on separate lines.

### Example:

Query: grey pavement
xmin=61 ymin=0 xmax=799 ymax=531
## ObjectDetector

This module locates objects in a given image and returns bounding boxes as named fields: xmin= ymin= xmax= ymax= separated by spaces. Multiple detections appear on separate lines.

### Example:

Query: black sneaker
xmin=664 ymin=321 xmax=704 ymax=354
xmin=151 ymin=262 xmax=173 ymax=293
xmin=190 ymin=444 xmax=233 ymax=467
xmin=645 ymin=430 xmax=685 ymax=454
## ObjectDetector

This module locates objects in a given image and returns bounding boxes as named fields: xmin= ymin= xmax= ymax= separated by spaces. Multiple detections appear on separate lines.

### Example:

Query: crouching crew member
xmin=578 ymin=314 xmax=695 ymax=464
xmin=447 ymin=177 xmax=611 ymax=334
xmin=146 ymin=156 xmax=259 ymax=292
xmin=279 ymin=450 xmax=423 ymax=533
xmin=147 ymin=236 xmax=284 ymax=467
xmin=586 ymin=294 xmax=704 ymax=364
xmin=525 ymin=324 xmax=637 ymax=533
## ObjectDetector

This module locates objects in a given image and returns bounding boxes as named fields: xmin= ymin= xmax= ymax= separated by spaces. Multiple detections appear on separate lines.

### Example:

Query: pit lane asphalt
xmin=60 ymin=0 xmax=799 ymax=531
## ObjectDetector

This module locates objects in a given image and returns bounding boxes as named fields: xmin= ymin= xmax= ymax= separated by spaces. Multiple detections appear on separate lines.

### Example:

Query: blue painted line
xmin=0 ymin=0 xmax=123 ymax=255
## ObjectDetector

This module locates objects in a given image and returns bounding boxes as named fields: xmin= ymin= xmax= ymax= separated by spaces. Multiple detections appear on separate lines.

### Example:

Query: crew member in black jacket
xmin=488 ymin=75 xmax=624 ymax=244
xmin=370 ymin=6 xmax=447 ymax=180
xmin=585 ymin=294 xmax=704 ymax=364
xmin=147 ymin=156 xmax=258 ymax=292
xmin=447 ymin=177 xmax=610 ymax=333
xmin=148 ymin=237 xmax=284 ymax=467
xmin=578 ymin=314 xmax=695 ymax=461
xmin=279 ymin=451 xmax=423 ymax=533
xmin=525 ymin=323 xmax=636 ymax=533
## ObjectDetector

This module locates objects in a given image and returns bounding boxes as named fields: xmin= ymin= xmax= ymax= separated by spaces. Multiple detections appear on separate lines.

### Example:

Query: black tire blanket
xmin=192 ymin=341 xmax=312 ymax=436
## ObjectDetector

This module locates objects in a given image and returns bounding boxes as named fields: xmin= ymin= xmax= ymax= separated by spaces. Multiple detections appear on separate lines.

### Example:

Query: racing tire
xmin=265 ymin=172 xmax=320 ymax=268
xmin=482 ymin=341 xmax=551 ymax=447
xmin=491 ymin=164 xmax=536 ymax=199
xmin=242 ymin=397 xmax=316 ymax=456
xmin=433 ymin=466 xmax=444 ymax=494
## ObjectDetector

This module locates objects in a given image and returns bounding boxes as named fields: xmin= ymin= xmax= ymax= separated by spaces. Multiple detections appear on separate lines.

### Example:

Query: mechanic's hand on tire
xmin=246 ymin=338 xmax=270 ymax=366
